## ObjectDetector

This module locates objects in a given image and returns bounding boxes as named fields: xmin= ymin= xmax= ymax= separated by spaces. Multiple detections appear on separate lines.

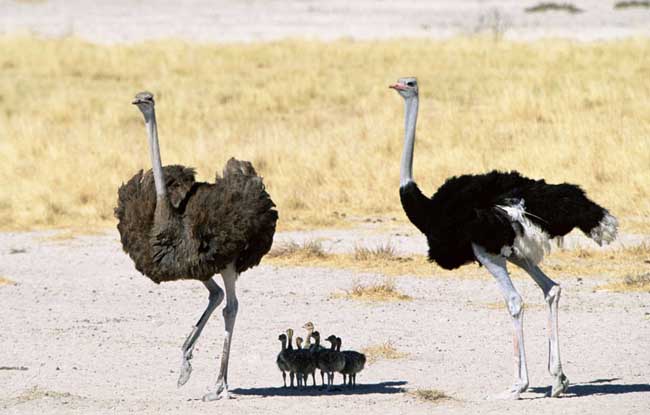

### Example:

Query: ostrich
xmin=115 ymin=91 xmax=278 ymax=401
xmin=317 ymin=334 xmax=346 ymax=390
xmin=337 ymin=338 xmax=365 ymax=388
xmin=390 ymin=77 xmax=617 ymax=399
xmin=277 ymin=333 xmax=290 ymax=387
xmin=292 ymin=336 xmax=316 ymax=387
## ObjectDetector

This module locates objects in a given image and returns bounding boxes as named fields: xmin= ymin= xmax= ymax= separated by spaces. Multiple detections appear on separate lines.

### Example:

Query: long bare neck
xmin=287 ymin=332 xmax=293 ymax=350
xmin=400 ymin=96 xmax=419 ymax=187
xmin=145 ymin=110 xmax=167 ymax=199
xmin=280 ymin=339 xmax=286 ymax=352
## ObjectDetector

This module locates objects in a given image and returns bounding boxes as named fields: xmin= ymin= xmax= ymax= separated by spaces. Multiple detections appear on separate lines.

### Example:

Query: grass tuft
xmin=362 ymin=341 xmax=408 ymax=364
xmin=614 ymin=1 xmax=650 ymax=9
xmin=354 ymin=242 xmax=400 ymax=261
xmin=598 ymin=272 xmax=650 ymax=292
xmin=267 ymin=239 xmax=327 ymax=259
xmin=334 ymin=278 xmax=412 ymax=302
xmin=410 ymin=388 xmax=452 ymax=403
xmin=525 ymin=2 xmax=583 ymax=13
xmin=0 ymin=276 xmax=16 ymax=286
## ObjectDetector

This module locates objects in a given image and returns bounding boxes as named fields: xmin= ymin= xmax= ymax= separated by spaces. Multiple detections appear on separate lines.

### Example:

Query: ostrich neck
xmin=303 ymin=328 xmax=313 ymax=349
xmin=287 ymin=332 xmax=293 ymax=350
xmin=146 ymin=111 xmax=167 ymax=199
xmin=280 ymin=339 xmax=286 ymax=352
xmin=398 ymin=95 xmax=431 ymax=234
xmin=400 ymin=96 xmax=419 ymax=187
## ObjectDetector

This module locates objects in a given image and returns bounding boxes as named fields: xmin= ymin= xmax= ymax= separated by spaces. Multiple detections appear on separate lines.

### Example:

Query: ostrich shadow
xmin=528 ymin=378 xmax=650 ymax=398
xmin=231 ymin=380 xmax=408 ymax=397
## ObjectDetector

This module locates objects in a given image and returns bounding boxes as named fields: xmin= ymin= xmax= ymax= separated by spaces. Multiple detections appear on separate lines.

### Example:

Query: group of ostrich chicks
xmin=276 ymin=322 xmax=366 ymax=390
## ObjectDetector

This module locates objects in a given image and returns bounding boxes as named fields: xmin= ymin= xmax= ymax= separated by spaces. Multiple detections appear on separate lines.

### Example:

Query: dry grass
xmin=267 ymin=239 xmax=327 ymax=259
xmin=525 ymin=3 xmax=583 ymax=13
xmin=410 ymin=388 xmax=452 ymax=403
xmin=0 ymin=276 xmax=17 ymax=286
xmin=362 ymin=341 xmax=408 ymax=364
xmin=614 ymin=1 xmax=650 ymax=9
xmin=1 ymin=37 xmax=649 ymax=231
xmin=544 ymin=242 xmax=650 ymax=278
xmin=354 ymin=242 xmax=398 ymax=261
xmin=598 ymin=272 xmax=650 ymax=292
xmin=267 ymin=237 xmax=650 ymax=283
xmin=266 ymin=240 xmax=445 ymax=276
xmin=332 ymin=278 xmax=412 ymax=302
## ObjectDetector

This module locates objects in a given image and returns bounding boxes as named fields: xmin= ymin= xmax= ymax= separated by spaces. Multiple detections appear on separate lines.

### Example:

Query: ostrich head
xmin=132 ymin=91 xmax=155 ymax=121
xmin=278 ymin=333 xmax=287 ymax=342
xmin=295 ymin=336 xmax=303 ymax=348
xmin=302 ymin=322 xmax=314 ymax=332
xmin=325 ymin=334 xmax=338 ymax=345
xmin=311 ymin=331 xmax=320 ymax=342
xmin=286 ymin=328 xmax=294 ymax=338
xmin=389 ymin=77 xmax=418 ymax=99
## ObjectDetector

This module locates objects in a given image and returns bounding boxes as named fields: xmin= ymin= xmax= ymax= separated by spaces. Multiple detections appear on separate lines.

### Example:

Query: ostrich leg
xmin=472 ymin=244 xmax=529 ymax=400
xmin=203 ymin=263 xmax=239 ymax=401
xmin=178 ymin=278 xmax=224 ymax=387
xmin=509 ymin=256 xmax=569 ymax=397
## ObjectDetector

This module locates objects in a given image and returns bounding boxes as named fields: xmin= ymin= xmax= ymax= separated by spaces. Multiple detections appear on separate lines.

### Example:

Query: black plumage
xmin=115 ymin=158 xmax=277 ymax=283
xmin=391 ymin=77 xmax=617 ymax=398
xmin=400 ymin=170 xmax=611 ymax=270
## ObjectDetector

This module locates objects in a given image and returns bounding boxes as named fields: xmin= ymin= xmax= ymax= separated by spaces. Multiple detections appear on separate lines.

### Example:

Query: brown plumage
xmin=115 ymin=159 xmax=277 ymax=283
xmin=115 ymin=91 xmax=278 ymax=401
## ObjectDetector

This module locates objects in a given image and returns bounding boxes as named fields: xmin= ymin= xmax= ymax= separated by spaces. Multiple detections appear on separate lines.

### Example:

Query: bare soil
xmin=1 ymin=229 xmax=649 ymax=414
xmin=1 ymin=0 xmax=649 ymax=43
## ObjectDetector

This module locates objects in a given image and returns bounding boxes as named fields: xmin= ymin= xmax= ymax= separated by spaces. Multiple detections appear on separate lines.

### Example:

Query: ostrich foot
xmin=202 ymin=381 xmax=233 ymax=401
xmin=177 ymin=353 xmax=193 ymax=387
xmin=550 ymin=374 xmax=569 ymax=398
xmin=491 ymin=383 xmax=528 ymax=400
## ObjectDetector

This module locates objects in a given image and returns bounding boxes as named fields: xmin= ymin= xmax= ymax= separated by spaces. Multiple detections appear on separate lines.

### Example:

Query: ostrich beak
xmin=389 ymin=83 xmax=407 ymax=91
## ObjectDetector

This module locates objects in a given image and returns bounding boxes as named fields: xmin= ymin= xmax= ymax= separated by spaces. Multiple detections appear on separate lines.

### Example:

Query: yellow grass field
xmin=1 ymin=36 xmax=649 ymax=231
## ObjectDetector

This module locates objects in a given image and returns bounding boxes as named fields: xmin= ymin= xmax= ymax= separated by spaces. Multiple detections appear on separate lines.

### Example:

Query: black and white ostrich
xmin=115 ymin=92 xmax=278 ymax=401
xmin=390 ymin=77 xmax=617 ymax=399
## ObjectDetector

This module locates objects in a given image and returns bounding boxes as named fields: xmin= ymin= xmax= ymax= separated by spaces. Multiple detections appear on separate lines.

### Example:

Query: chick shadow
xmin=232 ymin=380 xmax=408 ymax=397
xmin=528 ymin=378 xmax=650 ymax=398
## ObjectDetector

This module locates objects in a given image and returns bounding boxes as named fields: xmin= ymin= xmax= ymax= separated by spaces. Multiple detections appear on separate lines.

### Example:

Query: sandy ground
xmin=2 ymin=1 xmax=650 ymax=413
xmin=1 ymin=228 xmax=649 ymax=414
xmin=1 ymin=0 xmax=649 ymax=43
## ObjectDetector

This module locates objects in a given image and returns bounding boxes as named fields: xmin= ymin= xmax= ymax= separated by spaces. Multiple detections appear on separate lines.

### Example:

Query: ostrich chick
xmin=317 ymin=334 xmax=346 ymax=390
xmin=338 ymin=337 xmax=366 ymax=388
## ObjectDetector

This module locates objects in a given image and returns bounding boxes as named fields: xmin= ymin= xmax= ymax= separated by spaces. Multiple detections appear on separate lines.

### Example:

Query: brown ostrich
xmin=115 ymin=91 xmax=278 ymax=401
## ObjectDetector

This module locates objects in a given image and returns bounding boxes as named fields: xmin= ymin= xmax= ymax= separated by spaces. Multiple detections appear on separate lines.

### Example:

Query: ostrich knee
xmin=506 ymin=293 xmax=524 ymax=318
xmin=223 ymin=299 xmax=239 ymax=327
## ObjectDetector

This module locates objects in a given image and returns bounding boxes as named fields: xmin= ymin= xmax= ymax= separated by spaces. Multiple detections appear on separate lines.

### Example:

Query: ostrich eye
xmin=407 ymin=81 xmax=415 ymax=87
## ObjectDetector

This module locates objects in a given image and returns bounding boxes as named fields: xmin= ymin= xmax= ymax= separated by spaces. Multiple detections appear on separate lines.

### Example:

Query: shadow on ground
xmin=232 ymin=381 xmax=407 ymax=397
xmin=529 ymin=378 xmax=650 ymax=398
